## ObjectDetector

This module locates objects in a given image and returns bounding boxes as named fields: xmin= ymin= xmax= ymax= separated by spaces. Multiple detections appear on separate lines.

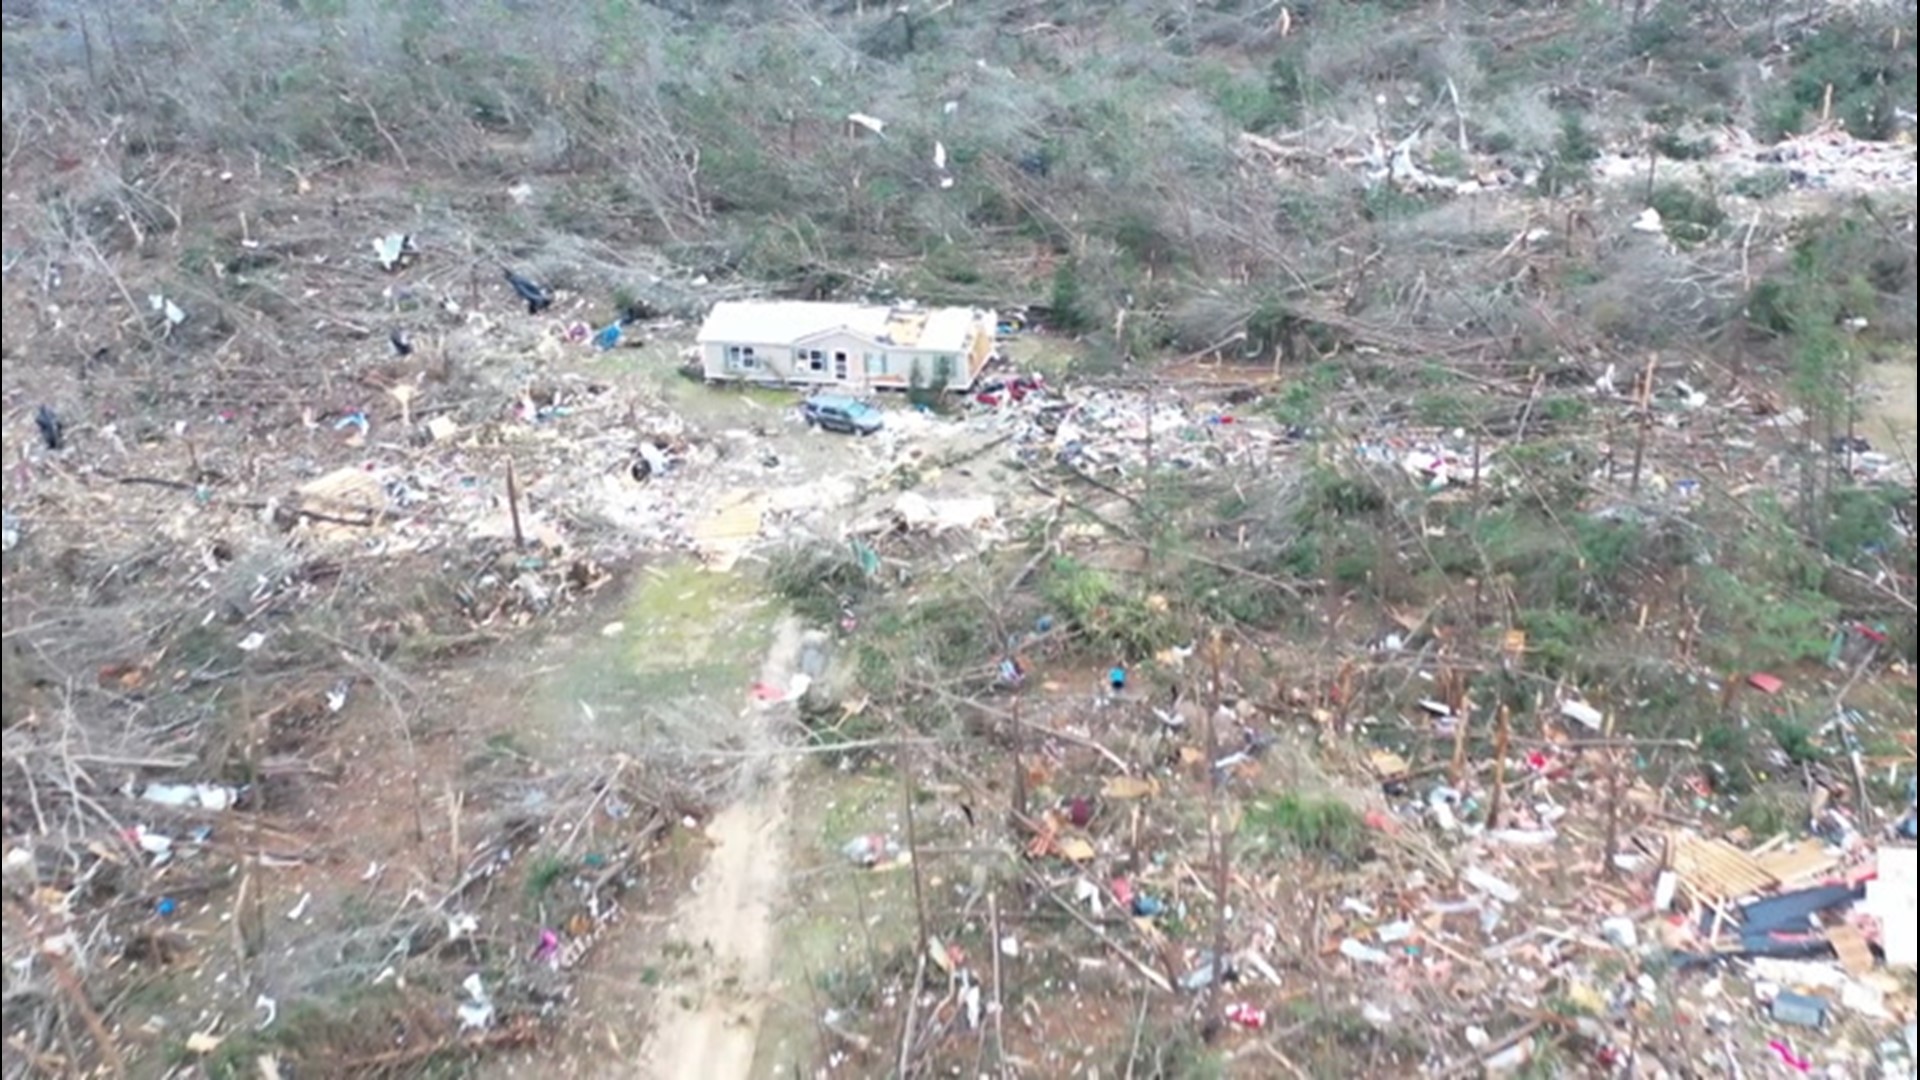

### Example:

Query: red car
xmin=975 ymin=375 xmax=1045 ymax=407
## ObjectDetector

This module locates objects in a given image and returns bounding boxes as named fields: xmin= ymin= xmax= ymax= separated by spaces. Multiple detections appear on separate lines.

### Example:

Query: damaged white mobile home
xmin=695 ymin=300 xmax=998 ymax=392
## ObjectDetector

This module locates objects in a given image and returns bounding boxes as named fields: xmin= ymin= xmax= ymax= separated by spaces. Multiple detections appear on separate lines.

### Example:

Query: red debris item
xmin=749 ymin=682 xmax=785 ymax=701
xmin=1747 ymin=672 xmax=1785 ymax=694
xmin=1855 ymin=623 xmax=1889 ymax=644
xmin=1109 ymin=877 xmax=1135 ymax=907
xmin=1066 ymin=796 xmax=1093 ymax=828
xmin=1526 ymin=750 xmax=1551 ymax=771
xmin=1767 ymin=1040 xmax=1810 ymax=1072
xmin=1363 ymin=808 xmax=1401 ymax=834
xmin=1224 ymin=1003 xmax=1266 ymax=1030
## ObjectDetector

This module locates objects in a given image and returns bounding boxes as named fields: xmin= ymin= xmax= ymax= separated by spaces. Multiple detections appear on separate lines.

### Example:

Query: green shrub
xmin=1647 ymin=183 xmax=1726 ymax=246
xmin=1039 ymin=556 xmax=1184 ymax=658
xmin=1536 ymin=112 xmax=1600 ymax=195
xmin=1651 ymin=131 xmax=1714 ymax=160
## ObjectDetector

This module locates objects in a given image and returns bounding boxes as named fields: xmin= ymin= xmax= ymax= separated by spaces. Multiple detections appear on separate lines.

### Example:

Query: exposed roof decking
xmin=695 ymin=301 xmax=985 ymax=353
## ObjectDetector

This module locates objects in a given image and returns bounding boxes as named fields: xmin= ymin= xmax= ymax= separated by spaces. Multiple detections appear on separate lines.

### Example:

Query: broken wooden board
xmin=297 ymin=466 xmax=384 ymax=518
xmin=1670 ymin=832 xmax=1776 ymax=903
xmin=690 ymin=491 xmax=766 ymax=573
xmin=1828 ymin=922 xmax=1874 ymax=977
xmin=1368 ymin=749 xmax=1411 ymax=780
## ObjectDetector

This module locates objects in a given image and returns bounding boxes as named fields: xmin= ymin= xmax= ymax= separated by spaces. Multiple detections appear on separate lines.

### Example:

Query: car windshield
xmin=842 ymin=402 xmax=878 ymax=419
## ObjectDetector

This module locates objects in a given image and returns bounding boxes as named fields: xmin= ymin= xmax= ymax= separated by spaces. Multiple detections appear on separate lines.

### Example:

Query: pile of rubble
xmin=1594 ymin=126 xmax=1919 ymax=198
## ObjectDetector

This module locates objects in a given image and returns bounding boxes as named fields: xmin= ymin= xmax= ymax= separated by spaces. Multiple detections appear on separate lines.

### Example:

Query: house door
xmin=833 ymin=351 xmax=849 ymax=381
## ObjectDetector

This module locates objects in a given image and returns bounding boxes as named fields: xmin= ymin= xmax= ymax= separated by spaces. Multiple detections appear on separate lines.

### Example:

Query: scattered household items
xmin=973 ymin=374 xmax=1046 ymax=408
xmin=33 ymin=404 xmax=62 ymax=450
xmin=503 ymin=267 xmax=554 ymax=314
xmin=371 ymin=232 xmax=418 ymax=272
xmin=842 ymin=834 xmax=908 ymax=869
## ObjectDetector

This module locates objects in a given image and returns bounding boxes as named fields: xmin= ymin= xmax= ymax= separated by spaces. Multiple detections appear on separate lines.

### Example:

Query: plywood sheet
xmin=1756 ymin=840 xmax=1841 ymax=889
xmin=691 ymin=492 xmax=766 ymax=573
xmin=1828 ymin=922 xmax=1874 ymax=976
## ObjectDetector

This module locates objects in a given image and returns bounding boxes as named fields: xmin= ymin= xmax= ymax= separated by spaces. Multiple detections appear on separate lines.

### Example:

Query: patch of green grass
xmin=1730 ymin=783 xmax=1804 ymax=837
xmin=1243 ymin=792 xmax=1365 ymax=858
xmin=1541 ymin=395 xmax=1590 ymax=423
xmin=525 ymin=853 xmax=570 ymax=898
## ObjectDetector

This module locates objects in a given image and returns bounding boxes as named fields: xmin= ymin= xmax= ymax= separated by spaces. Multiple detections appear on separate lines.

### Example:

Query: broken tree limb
xmin=1031 ymin=872 xmax=1173 ymax=993
xmin=910 ymin=679 xmax=1130 ymax=773
xmin=114 ymin=476 xmax=377 ymax=527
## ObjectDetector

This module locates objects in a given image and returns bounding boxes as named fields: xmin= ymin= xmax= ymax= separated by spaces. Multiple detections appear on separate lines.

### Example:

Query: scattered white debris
xmin=149 ymin=294 xmax=186 ymax=326
xmin=286 ymin=892 xmax=312 ymax=921
xmin=458 ymin=973 xmax=495 ymax=1031
xmin=1339 ymin=938 xmax=1391 ymax=964
xmin=847 ymin=112 xmax=887 ymax=136
xmin=371 ymin=233 xmax=415 ymax=271
xmin=1601 ymin=916 xmax=1639 ymax=949
xmin=1631 ymin=208 xmax=1665 ymax=234
xmin=1559 ymin=699 xmax=1604 ymax=730
xmin=1464 ymin=867 xmax=1520 ymax=904
xmin=141 ymin=783 xmax=239 ymax=811
xmin=1866 ymin=847 xmax=1916 ymax=968
xmin=130 ymin=826 xmax=173 ymax=861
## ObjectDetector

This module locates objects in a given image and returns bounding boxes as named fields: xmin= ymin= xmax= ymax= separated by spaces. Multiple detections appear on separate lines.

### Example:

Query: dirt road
xmin=639 ymin=617 xmax=801 ymax=1080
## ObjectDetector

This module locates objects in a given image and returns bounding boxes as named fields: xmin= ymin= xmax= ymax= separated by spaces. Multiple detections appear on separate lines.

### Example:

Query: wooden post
xmin=1449 ymin=693 xmax=1472 ymax=788
xmin=1010 ymin=694 xmax=1028 ymax=825
xmin=505 ymin=458 xmax=526 ymax=549
xmin=1487 ymin=705 xmax=1511 ymax=828
xmin=900 ymin=739 xmax=929 ymax=950
xmin=1629 ymin=354 xmax=1656 ymax=495
xmin=1203 ymin=631 xmax=1228 ymax=1026
xmin=1603 ymin=712 xmax=1622 ymax=878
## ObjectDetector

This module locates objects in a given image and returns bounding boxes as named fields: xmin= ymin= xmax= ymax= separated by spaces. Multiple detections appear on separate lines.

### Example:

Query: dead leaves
xmin=1024 ymin=809 xmax=1096 ymax=863
xmin=1100 ymin=775 xmax=1159 ymax=800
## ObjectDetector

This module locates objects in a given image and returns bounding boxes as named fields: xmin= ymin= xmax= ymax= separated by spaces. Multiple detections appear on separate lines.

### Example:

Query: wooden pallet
xmin=1670 ymin=832 xmax=1777 ymax=902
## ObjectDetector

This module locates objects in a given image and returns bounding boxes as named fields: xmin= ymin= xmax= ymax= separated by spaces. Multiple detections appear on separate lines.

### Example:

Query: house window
xmin=725 ymin=345 xmax=759 ymax=370
xmin=864 ymin=352 xmax=887 ymax=376
xmin=798 ymin=348 xmax=827 ymax=373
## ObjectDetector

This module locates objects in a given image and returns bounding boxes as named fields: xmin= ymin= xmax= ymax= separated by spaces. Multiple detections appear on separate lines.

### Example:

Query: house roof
xmin=696 ymin=301 xmax=986 ymax=352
